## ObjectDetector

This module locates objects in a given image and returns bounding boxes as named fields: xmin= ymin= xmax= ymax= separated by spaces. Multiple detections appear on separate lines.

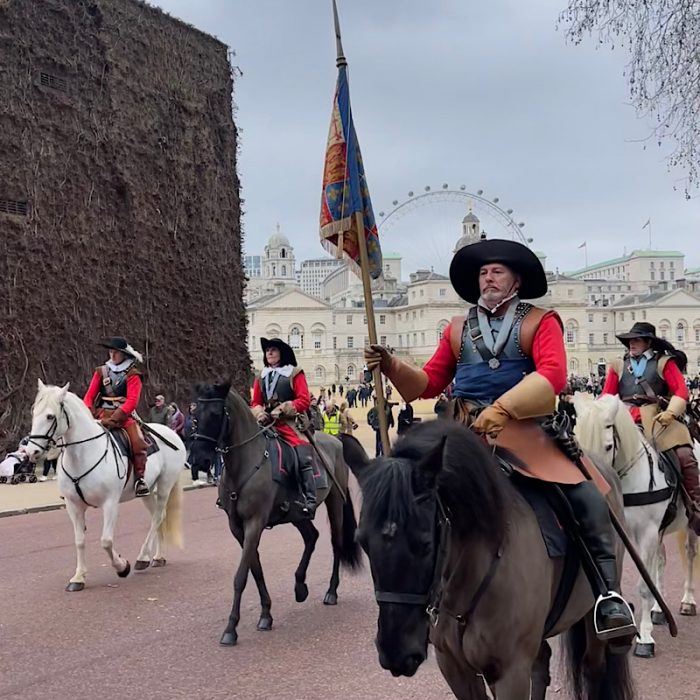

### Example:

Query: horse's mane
xmin=361 ymin=420 xmax=513 ymax=548
xmin=575 ymin=395 xmax=641 ymax=470
xmin=195 ymin=380 xmax=256 ymax=430
xmin=33 ymin=384 xmax=94 ymax=422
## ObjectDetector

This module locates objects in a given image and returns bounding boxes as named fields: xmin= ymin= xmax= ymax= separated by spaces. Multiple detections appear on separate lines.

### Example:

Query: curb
xmin=0 ymin=481 xmax=217 ymax=519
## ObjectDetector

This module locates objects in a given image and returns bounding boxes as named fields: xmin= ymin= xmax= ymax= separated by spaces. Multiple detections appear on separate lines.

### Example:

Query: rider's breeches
xmin=558 ymin=480 xmax=619 ymax=596
xmin=123 ymin=423 xmax=148 ymax=479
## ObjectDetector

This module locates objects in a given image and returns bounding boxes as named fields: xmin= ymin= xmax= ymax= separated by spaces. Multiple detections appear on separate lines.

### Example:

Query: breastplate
xmin=261 ymin=372 xmax=295 ymax=406
xmin=618 ymin=354 xmax=668 ymax=401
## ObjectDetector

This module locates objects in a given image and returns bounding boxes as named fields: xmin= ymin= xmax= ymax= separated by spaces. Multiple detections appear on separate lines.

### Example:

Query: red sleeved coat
xmin=418 ymin=314 xmax=568 ymax=399
xmin=251 ymin=370 xmax=311 ymax=446
xmin=602 ymin=359 xmax=688 ymax=423
xmin=83 ymin=371 xmax=141 ymax=427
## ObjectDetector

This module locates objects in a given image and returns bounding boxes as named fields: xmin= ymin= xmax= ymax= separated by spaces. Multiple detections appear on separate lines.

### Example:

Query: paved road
xmin=1 ymin=487 xmax=698 ymax=699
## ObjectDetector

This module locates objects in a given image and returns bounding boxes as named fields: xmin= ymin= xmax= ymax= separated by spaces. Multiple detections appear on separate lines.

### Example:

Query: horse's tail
xmin=338 ymin=491 xmax=362 ymax=571
xmin=563 ymin=618 xmax=635 ymax=700
xmin=159 ymin=477 xmax=184 ymax=549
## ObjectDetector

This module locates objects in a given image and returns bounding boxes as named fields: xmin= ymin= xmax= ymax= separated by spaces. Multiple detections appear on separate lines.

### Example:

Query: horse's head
xmin=187 ymin=380 xmax=232 ymax=473
xmin=574 ymin=394 xmax=640 ymax=475
xmin=25 ymin=379 xmax=71 ymax=462
xmin=352 ymin=421 xmax=509 ymax=678
xmin=353 ymin=437 xmax=444 ymax=677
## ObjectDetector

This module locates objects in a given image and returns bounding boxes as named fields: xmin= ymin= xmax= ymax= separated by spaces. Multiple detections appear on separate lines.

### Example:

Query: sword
xmin=132 ymin=413 xmax=179 ymax=451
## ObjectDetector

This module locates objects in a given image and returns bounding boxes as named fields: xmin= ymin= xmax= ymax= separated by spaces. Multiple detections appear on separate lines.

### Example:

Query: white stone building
xmin=245 ymin=215 xmax=700 ymax=385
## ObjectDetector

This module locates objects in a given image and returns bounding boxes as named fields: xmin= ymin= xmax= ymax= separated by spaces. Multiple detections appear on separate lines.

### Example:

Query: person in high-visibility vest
xmin=322 ymin=402 xmax=341 ymax=436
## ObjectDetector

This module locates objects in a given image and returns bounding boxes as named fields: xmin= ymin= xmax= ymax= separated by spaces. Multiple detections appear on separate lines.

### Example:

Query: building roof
xmin=566 ymin=249 xmax=684 ymax=277
xmin=462 ymin=212 xmax=479 ymax=223
xmin=383 ymin=252 xmax=402 ymax=260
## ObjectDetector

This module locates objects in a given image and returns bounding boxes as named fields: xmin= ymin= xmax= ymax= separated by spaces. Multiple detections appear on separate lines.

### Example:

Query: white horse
xmin=24 ymin=380 xmax=186 ymax=591
xmin=574 ymin=394 xmax=696 ymax=658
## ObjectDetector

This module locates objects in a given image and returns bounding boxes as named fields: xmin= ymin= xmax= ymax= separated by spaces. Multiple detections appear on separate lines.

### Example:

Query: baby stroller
xmin=0 ymin=439 xmax=38 ymax=484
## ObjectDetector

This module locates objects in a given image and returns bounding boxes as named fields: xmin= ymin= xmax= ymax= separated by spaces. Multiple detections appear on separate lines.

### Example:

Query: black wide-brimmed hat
xmin=260 ymin=337 xmax=297 ymax=367
xmin=99 ymin=337 xmax=143 ymax=363
xmin=616 ymin=322 xmax=688 ymax=372
xmin=449 ymin=238 xmax=548 ymax=303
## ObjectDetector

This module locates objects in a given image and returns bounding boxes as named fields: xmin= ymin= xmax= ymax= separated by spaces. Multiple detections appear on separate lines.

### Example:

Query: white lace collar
xmin=107 ymin=358 xmax=134 ymax=373
xmin=260 ymin=364 xmax=294 ymax=379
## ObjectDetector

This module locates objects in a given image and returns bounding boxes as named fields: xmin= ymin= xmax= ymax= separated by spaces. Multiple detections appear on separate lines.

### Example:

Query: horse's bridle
xmin=190 ymin=397 xmax=274 ymax=454
xmin=373 ymin=495 xmax=450 ymax=611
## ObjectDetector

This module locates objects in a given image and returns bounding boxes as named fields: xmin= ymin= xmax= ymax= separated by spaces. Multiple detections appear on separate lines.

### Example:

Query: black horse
xmin=342 ymin=421 xmax=634 ymax=700
xmin=188 ymin=380 xmax=362 ymax=646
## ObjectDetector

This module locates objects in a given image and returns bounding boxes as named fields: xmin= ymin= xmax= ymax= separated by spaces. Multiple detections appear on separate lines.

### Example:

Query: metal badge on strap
xmin=467 ymin=301 xmax=520 ymax=370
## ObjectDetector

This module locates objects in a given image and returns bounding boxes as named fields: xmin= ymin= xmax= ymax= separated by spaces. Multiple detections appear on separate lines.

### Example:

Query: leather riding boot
xmin=675 ymin=445 xmax=700 ymax=536
xmin=560 ymin=481 xmax=636 ymax=643
xmin=294 ymin=444 xmax=317 ymax=518
xmin=125 ymin=423 xmax=150 ymax=497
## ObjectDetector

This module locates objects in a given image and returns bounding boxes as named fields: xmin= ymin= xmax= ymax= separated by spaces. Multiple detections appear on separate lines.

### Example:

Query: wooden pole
xmin=354 ymin=211 xmax=391 ymax=455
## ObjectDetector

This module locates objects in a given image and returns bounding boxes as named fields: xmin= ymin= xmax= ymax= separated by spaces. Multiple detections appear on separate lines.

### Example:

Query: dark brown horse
xmin=188 ymin=381 xmax=361 ymax=646
xmin=342 ymin=421 xmax=635 ymax=700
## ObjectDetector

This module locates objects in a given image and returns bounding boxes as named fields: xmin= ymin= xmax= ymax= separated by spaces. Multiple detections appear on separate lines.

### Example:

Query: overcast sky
xmin=154 ymin=0 xmax=700 ymax=276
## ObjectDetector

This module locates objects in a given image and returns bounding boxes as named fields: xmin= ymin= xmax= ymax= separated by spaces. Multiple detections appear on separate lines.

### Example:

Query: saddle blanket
xmin=267 ymin=437 xmax=329 ymax=491
xmin=111 ymin=430 xmax=160 ymax=458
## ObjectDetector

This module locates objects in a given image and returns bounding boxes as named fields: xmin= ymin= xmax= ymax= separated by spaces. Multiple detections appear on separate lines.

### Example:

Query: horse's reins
xmin=28 ymin=403 xmax=127 ymax=507
xmin=191 ymin=396 xmax=276 ymax=502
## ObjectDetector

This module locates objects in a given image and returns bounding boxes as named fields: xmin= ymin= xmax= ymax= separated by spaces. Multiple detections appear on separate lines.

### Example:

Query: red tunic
xmin=83 ymin=371 xmax=141 ymax=427
xmin=419 ymin=314 xmax=568 ymax=398
xmin=602 ymin=359 xmax=688 ymax=423
xmin=251 ymin=370 xmax=311 ymax=446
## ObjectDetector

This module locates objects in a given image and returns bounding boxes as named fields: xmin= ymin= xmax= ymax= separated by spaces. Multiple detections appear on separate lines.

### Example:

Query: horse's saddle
xmin=266 ymin=436 xmax=328 ymax=491
xmin=110 ymin=429 xmax=160 ymax=459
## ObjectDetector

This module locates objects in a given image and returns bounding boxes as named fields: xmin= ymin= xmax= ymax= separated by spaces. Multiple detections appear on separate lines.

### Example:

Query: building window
xmin=567 ymin=289 xmax=574 ymax=298
xmin=670 ymin=271 xmax=675 ymax=280
xmin=695 ymin=328 xmax=700 ymax=343
xmin=650 ymin=262 xmax=655 ymax=269
xmin=289 ymin=326 xmax=303 ymax=349
xmin=313 ymin=334 xmax=322 ymax=350
xmin=281 ymin=265 xmax=286 ymax=276
xmin=315 ymin=366 xmax=325 ymax=381
xmin=363 ymin=336 xmax=369 ymax=346
xmin=412 ymin=311 xmax=416 ymax=320
xmin=333 ymin=336 xmax=337 ymax=349
xmin=380 ymin=335 xmax=387 ymax=345
xmin=620 ymin=313 xmax=624 ymax=322
xmin=631 ymin=312 xmax=636 ymax=321
xmin=346 ymin=365 xmax=356 ymax=379
xmin=420 ymin=289 xmax=424 ymax=297
xmin=272 ymin=264 xmax=276 ymax=276
xmin=379 ymin=315 xmax=386 ymax=325
xmin=588 ymin=313 xmax=593 ymax=323
xmin=413 ymin=333 xmax=417 ymax=345
xmin=660 ymin=271 xmax=665 ymax=281
xmin=660 ymin=261 xmax=665 ymax=268
xmin=650 ymin=271 xmax=655 ymax=280
xmin=565 ymin=323 xmax=576 ymax=345
xmin=439 ymin=288 xmax=446 ymax=297
xmin=347 ymin=336 xmax=354 ymax=348
xmin=589 ymin=333 xmax=595 ymax=346
xmin=603 ymin=333 xmax=609 ymax=345
xmin=602 ymin=315 xmax=608 ymax=323
xmin=346 ymin=315 xmax=353 ymax=325
xmin=677 ymin=323 xmax=686 ymax=343
xmin=420 ymin=310 xmax=424 ymax=318
xmin=398 ymin=335 xmax=403 ymax=347
xmin=280 ymin=249 xmax=287 ymax=258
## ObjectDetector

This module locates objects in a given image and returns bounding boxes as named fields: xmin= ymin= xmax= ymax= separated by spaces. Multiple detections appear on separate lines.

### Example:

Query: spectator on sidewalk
xmin=397 ymin=402 xmax=414 ymax=436
xmin=339 ymin=401 xmax=358 ymax=436
xmin=149 ymin=394 xmax=170 ymax=425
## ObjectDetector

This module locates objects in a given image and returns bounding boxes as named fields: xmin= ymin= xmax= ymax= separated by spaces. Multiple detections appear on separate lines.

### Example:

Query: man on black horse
xmin=602 ymin=322 xmax=700 ymax=535
xmin=251 ymin=338 xmax=316 ymax=518
xmin=83 ymin=337 xmax=150 ymax=497
xmin=365 ymin=237 xmax=636 ymax=643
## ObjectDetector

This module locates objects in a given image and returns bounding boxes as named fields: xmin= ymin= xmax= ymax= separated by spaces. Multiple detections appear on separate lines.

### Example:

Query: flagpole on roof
xmin=327 ymin=0 xmax=390 ymax=455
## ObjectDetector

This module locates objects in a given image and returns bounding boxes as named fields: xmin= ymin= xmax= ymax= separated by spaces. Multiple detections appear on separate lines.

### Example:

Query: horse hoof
xmin=117 ymin=561 xmax=131 ymax=578
xmin=294 ymin=582 xmax=309 ymax=603
xmin=134 ymin=560 xmax=150 ymax=571
xmin=651 ymin=611 xmax=667 ymax=626
xmin=65 ymin=581 xmax=85 ymax=592
xmin=680 ymin=602 xmax=697 ymax=616
xmin=323 ymin=593 xmax=338 ymax=606
xmin=220 ymin=632 xmax=238 ymax=646
xmin=152 ymin=558 xmax=167 ymax=568
xmin=634 ymin=642 xmax=655 ymax=658
xmin=257 ymin=616 xmax=273 ymax=631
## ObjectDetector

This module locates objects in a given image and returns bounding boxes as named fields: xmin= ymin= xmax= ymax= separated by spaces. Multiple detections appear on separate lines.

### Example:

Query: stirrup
xmin=594 ymin=593 xmax=637 ymax=640
xmin=134 ymin=479 xmax=150 ymax=497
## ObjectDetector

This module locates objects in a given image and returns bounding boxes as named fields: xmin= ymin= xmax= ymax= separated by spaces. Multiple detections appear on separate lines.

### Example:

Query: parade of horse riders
xmin=3 ymin=1 xmax=700 ymax=699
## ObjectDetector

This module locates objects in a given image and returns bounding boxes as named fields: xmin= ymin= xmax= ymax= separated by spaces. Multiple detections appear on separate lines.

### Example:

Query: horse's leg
xmin=434 ymin=649 xmax=488 ymax=700
xmin=65 ymin=499 xmax=88 ymax=591
xmin=650 ymin=536 xmax=667 ymax=624
xmin=228 ymin=516 xmax=273 ymax=631
xmin=530 ymin=640 xmax=552 ymax=700
xmin=220 ymin=516 xmax=265 ymax=646
xmin=101 ymin=498 xmax=130 ymax=577
xmin=292 ymin=519 xmax=319 ymax=603
xmin=681 ymin=529 xmax=698 ymax=615
xmin=323 ymin=488 xmax=342 ymax=605
xmin=490 ymin=658 xmax=532 ymax=700
xmin=634 ymin=527 xmax=661 ymax=657
xmin=135 ymin=493 xmax=159 ymax=569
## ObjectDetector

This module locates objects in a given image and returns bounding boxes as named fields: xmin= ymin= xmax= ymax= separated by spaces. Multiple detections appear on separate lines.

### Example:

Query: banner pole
xmin=354 ymin=210 xmax=391 ymax=454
